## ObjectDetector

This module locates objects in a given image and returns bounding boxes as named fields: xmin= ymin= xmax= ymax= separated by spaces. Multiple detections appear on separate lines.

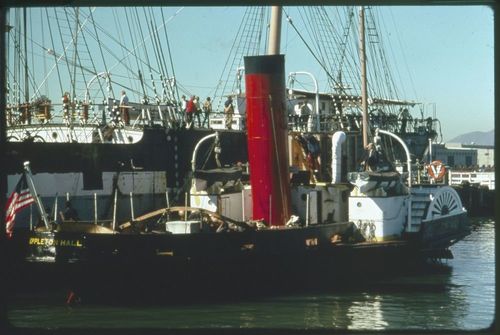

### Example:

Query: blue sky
xmin=11 ymin=6 xmax=494 ymax=142
xmin=165 ymin=6 xmax=494 ymax=142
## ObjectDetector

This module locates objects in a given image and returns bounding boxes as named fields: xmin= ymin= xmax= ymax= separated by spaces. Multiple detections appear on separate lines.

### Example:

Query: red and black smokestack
xmin=244 ymin=55 xmax=291 ymax=226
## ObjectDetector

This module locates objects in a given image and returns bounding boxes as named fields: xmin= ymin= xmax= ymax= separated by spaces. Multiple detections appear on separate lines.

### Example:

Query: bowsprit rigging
xmin=6 ymin=7 xmax=185 ymax=132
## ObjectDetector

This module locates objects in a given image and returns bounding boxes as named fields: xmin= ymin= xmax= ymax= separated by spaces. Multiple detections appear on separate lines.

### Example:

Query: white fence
xmin=448 ymin=171 xmax=495 ymax=190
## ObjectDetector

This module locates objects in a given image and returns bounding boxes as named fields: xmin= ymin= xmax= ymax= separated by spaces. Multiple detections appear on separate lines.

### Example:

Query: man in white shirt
xmin=119 ymin=90 xmax=130 ymax=125
xmin=293 ymin=102 xmax=303 ymax=131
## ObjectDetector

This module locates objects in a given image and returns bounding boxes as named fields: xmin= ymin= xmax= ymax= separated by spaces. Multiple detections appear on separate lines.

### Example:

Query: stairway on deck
xmin=409 ymin=188 xmax=433 ymax=232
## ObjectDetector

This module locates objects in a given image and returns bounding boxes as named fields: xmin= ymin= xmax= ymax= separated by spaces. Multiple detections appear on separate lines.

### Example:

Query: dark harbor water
xmin=7 ymin=217 xmax=495 ymax=331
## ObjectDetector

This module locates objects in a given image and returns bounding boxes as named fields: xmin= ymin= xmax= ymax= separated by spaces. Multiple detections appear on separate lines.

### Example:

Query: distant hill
xmin=447 ymin=130 xmax=494 ymax=146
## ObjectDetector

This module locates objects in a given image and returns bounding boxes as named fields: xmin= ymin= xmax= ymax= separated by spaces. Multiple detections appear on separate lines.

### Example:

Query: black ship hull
xmin=6 ymin=127 xmax=248 ymax=189
xmin=7 ymin=215 xmax=468 ymax=304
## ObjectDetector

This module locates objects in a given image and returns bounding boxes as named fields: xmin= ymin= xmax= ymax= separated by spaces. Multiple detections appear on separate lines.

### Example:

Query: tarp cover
xmin=193 ymin=167 xmax=243 ymax=184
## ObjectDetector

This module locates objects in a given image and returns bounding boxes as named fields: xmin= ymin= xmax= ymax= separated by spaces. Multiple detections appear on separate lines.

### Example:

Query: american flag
xmin=5 ymin=174 xmax=35 ymax=236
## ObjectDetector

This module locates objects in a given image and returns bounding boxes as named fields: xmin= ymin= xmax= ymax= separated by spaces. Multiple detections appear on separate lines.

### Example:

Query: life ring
xmin=427 ymin=160 xmax=446 ymax=180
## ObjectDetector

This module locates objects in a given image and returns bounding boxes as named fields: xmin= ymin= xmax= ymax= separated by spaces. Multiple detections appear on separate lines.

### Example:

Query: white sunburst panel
xmin=425 ymin=186 xmax=465 ymax=221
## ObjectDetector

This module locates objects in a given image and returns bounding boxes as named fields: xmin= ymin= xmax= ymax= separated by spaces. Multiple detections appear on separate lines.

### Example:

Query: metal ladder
xmin=408 ymin=188 xmax=432 ymax=232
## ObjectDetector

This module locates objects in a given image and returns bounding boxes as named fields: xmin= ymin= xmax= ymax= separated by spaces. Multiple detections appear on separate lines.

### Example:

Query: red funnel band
xmin=244 ymin=55 xmax=291 ymax=226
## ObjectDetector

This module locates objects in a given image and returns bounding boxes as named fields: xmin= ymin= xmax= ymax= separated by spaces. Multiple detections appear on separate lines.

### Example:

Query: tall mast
xmin=359 ymin=6 xmax=369 ymax=147
xmin=267 ymin=6 xmax=282 ymax=55
xmin=23 ymin=7 xmax=28 ymax=103
xmin=72 ymin=8 xmax=80 ymax=101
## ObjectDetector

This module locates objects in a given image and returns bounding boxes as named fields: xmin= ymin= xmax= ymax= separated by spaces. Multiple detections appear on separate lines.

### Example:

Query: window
xmin=448 ymin=156 xmax=455 ymax=166
xmin=465 ymin=156 xmax=472 ymax=167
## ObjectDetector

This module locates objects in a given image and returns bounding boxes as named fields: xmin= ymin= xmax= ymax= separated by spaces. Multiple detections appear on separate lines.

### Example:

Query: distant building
xmin=432 ymin=142 xmax=495 ymax=190
xmin=431 ymin=142 xmax=494 ymax=170
xmin=461 ymin=144 xmax=494 ymax=169
xmin=431 ymin=143 xmax=477 ymax=169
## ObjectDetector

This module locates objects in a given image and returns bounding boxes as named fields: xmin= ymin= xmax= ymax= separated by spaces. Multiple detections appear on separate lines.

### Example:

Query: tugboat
xmin=12 ymin=53 xmax=469 ymax=303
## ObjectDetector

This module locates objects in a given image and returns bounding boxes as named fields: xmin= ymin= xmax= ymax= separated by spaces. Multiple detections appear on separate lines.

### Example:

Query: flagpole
xmin=23 ymin=162 xmax=50 ymax=229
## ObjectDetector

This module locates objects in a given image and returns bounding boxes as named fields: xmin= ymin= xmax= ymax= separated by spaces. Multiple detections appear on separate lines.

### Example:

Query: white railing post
xmin=94 ymin=193 xmax=98 ymax=224
xmin=112 ymin=191 xmax=118 ymax=230
xmin=129 ymin=191 xmax=135 ymax=221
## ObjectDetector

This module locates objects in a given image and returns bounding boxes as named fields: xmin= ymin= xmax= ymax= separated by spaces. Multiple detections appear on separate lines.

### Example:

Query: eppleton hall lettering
xmin=29 ymin=237 xmax=83 ymax=247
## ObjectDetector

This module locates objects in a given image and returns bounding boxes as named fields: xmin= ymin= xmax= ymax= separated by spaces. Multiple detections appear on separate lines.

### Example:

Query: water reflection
xmin=347 ymin=294 xmax=388 ymax=330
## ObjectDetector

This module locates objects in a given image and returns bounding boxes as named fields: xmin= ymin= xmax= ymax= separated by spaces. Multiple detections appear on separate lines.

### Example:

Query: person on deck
xmin=202 ymin=97 xmax=212 ymax=128
xmin=399 ymin=107 xmax=410 ymax=134
xmin=63 ymin=201 xmax=79 ymax=221
xmin=300 ymin=101 xmax=311 ymax=131
xmin=293 ymin=102 xmax=303 ymax=131
xmin=224 ymin=96 xmax=234 ymax=130
xmin=119 ymin=90 xmax=130 ymax=125
xmin=181 ymin=95 xmax=187 ymax=112
xmin=119 ymin=90 xmax=129 ymax=106
xmin=185 ymin=95 xmax=195 ymax=129
xmin=194 ymin=96 xmax=202 ymax=127
xmin=361 ymin=143 xmax=380 ymax=172
xmin=62 ymin=92 xmax=71 ymax=123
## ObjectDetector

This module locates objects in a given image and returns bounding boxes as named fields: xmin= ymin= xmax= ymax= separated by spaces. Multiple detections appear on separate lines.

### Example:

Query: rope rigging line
xmin=45 ymin=8 xmax=64 ymax=96
xmin=29 ymin=8 xmax=96 ymax=102
xmin=371 ymin=7 xmax=402 ymax=102
xmin=16 ymin=11 xmax=41 ymax=104
xmin=336 ymin=7 xmax=355 ymax=87
xmin=283 ymin=7 xmax=345 ymax=96
xmin=213 ymin=7 xmax=256 ymax=104
xmin=64 ymin=7 xmax=80 ymax=99
xmin=125 ymin=7 xmax=147 ymax=101
xmin=65 ymin=7 xmax=94 ymax=102
xmin=79 ymin=9 xmax=158 ymax=81
xmin=40 ymin=9 xmax=49 ymax=97
xmin=112 ymin=9 xmax=138 ymax=99
xmin=89 ymin=9 xmax=114 ymax=99
xmin=29 ymin=10 xmax=36 ymax=98
xmin=160 ymin=7 xmax=181 ymax=105
xmin=213 ymin=6 xmax=266 ymax=112
xmin=76 ymin=7 xmax=106 ymax=101
xmin=322 ymin=6 xmax=356 ymax=95
xmin=372 ymin=8 xmax=404 ymax=105
xmin=300 ymin=7 xmax=325 ymax=68
xmin=14 ymin=9 xmax=21 ymax=105
xmin=148 ymin=7 xmax=169 ymax=81
xmin=339 ymin=7 xmax=365 ymax=100
xmin=143 ymin=8 xmax=163 ymax=104
xmin=305 ymin=6 xmax=350 ymax=94
xmin=106 ymin=7 xmax=184 ymax=78
xmin=134 ymin=7 xmax=155 ymax=102
xmin=23 ymin=8 xmax=28 ymax=103
xmin=148 ymin=7 xmax=171 ymax=103
xmin=388 ymin=8 xmax=419 ymax=103
xmin=366 ymin=9 xmax=392 ymax=103
xmin=11 ymin=16 xmax=21 ymax=103
xmin=309 ymin=7 xmax=339 ymax=93
xmin=54 ymin=8 xmax=75 ymax=98
xmin=6 ymin=16 xmax=12 ymax=105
